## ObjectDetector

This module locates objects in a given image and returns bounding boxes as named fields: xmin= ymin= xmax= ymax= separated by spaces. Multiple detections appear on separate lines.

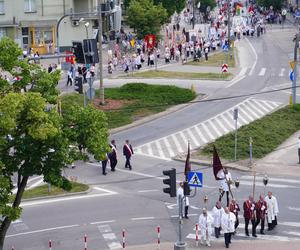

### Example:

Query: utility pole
xmin=293 ymin=33 xmax=299 ymax=105
xmin=98 ymin=0 xmax=105 ymax=105
xmin=192 ymin=0 xmax=195 ymax=29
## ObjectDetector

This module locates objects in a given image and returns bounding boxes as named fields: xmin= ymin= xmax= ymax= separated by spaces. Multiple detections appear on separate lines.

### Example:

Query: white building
xmin=0 ymin=0 xmax=122 ymax=54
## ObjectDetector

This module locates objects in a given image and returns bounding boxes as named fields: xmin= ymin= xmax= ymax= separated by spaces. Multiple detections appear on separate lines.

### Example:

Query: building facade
xmin=0 ymin=0 xmax=122 ymax=54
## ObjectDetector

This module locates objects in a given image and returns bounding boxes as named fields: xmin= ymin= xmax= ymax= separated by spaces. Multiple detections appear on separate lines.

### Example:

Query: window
xmin=0 ymin=0 xmax=4 ymax=14
xmin=24 ymin=0 xmax=36 ymax=13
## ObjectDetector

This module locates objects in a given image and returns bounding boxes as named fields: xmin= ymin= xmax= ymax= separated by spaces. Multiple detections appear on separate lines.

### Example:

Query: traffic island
xmin=61 ymin=83 xmax=197 ymax=129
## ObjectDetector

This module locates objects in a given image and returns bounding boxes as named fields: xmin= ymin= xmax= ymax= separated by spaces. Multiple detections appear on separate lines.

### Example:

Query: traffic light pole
xmin=293 ymin=33 xmax=299 ymax=105
xmin=98 ymin=1 xmax=105 ymax=105
xmin=174 ymin=195 xmax=187 ymax=250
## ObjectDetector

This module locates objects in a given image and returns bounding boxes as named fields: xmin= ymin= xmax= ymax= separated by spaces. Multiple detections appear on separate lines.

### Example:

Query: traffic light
xmin=74 ymin=76 xmax=83 ymax=94
xmin=83 ymin=39 xmax=99 ymax=64
xmin=163 ymin=168 xmax=176 ymax=197
xmin=72 ymin=41 xmax=85 ymax=64
xmin=183 ymin=181 xmax=190 ymax=196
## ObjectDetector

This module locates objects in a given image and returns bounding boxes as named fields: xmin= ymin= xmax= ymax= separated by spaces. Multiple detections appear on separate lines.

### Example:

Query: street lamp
xmin=263 ymin=174 xmax=269 ymax=196
xmin=84 ymin=22 xmax=90 ymax=39
xmin=234 ymin=178 xmax=240 ymax=188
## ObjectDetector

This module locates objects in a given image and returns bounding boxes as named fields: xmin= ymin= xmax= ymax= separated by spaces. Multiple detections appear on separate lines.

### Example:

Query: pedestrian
xmin=217 ymin=167 xmax=232 ymax=207
xmin=229 ymin=198 xmax=240 ymax=233
xmin=212 ymin=201 xmax=224 ymax=238
xmin=101 ymin=153 xmax=109 ymax=175
xmin=66 ymin=68 xmax=73 ymax=86
xmin=123 ymin=139 xmax=133 ymax=170
xmin=109 ymin=140 xmax=118 ymax=171
xmin=204 ymin=47 xmax=209 ymax=61
xmin=243 ymin=195 xmax=257 ymax=237
xmin=298 ymin=136 xmax=300 ymax=163
xmin=198 ymin=208 xmax=213 ymax=247
xmin=48 ymin=64 xmax=53 ymax=73
xmin=264 ymin=191 xmax=279 ymax=231
xmin=221 ymin=207 xmax=236 ymax=248
xmin=255 ymin=194 xmax=267 ymax=234
xmin=177 ymin=182 xmax=189 ymax=219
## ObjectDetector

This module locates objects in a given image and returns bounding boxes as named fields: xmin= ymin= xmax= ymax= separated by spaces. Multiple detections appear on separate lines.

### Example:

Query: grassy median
xmin=187 ymin=50 xmax=236 ymax=68
xmin=12 ymin=182 xmax=89 ymax=200
xmin=61 ymin=83 xmax=196 ymax=129
xmin=122 ymin=70 xmax=232 ymax=80
xmin=200 ymin=104 xmax=300 ymax=160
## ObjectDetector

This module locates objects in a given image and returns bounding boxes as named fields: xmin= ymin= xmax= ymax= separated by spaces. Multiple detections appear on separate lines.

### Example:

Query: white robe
xmin=217 ymin=171 xmax=232 ymax=192
xmin=265 ymin=195 xmax=279 ymax=223
xmin=221 ymin=212 xmax=236 ymax=234
xmin=212 ymin=206 xmax=224 ymax=228
xmin=176 ymin=187 xmax=189 ymax=208
xmin=198 ymin=213 xmax=213 ymax=240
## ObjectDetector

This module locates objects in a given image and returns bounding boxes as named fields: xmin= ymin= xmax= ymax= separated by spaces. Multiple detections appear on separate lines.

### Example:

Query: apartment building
xmin=0 ymin=0 xmax=122 ymax=54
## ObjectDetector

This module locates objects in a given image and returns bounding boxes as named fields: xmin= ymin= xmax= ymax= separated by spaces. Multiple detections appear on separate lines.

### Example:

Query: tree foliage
xmin=0 ymin=38 xmax=110 ymax=250
xmin=126 ymin=0 xmax=168 ymax=39
xmin=257 ymin=0 xmax=284 ymax=11
xmin=154 ymin=0 xmax=185 ymax=17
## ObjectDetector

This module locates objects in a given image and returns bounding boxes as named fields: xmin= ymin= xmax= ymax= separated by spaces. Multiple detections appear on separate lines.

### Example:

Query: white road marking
xmin=103 ymin=233 xmax=117 ymax=240
xmin=279 ymin=68 xmax=285 ymax=77
xmin=208 ymin=119 xmax=223 ymax=137
xmin=90 ymin=220 xmax=116 ymax=225
xmin=201 ymin=123 xmax=215 ymax=140
xmin=246 ymin=38 xmax=258 ymax=76
xmin=240 ymin=176 xmax=300 ymax=184
xmin=163 ymin=137 xmax=175 ymax=157
xmin=283 ymin=231 xmax=300 ymax=237
xmin=241 ymin=103 xmax=261 ymax=119
xmin=108 ymin=242 xmax=123 ymax=249
xmin=220 ymin=113 xmax=234 ymax=129
xmin=171 ymin=213 xmax=198 ymax=218
xmin=131 ymin=217 xmax=155 ymax=221
xmin=138 ymin=189 xmax=159 ymax=193
xmin=252 ymin=99 xmax=272 ymax=112
xmin=98 ymin=225 xmax=112 ymax=233
xmin=214 ymin=116 xmax=229 ymax=133
xmin=258 ymin=68 xmax=266 ymax=76
xmin=186 ymin=129 xmax=200 ymax=147
xmin=225 ymin=75 xmax=246 ymax=88
xmin=6 ymin=224 xmax=79 ymax=238
xmin=288 ymin=207 xmax=300 ymax=212
xmin=240 ymin=180 xmax=299 ymax=188
xmin=155 ymin=140 xmax=166 ymax=159
xmin=93 ymin=187 xmax=118 ymax=194
xmin=246 ymin=100 xmax=265 ymax=116
xmin=171 ymin=134 xmax=185 ymax=153
xmin=193 ymin=125 xmax=208 ymax=143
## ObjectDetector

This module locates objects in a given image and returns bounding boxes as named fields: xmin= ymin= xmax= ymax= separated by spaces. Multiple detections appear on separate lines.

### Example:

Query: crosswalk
xmin=135 ymin=98 xmax=283 ymax=160
xmin=246 ymin=67 xmax=295 ymax=77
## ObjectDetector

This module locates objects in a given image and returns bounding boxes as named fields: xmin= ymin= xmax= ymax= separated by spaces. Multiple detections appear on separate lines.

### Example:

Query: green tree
xmin=0 ymin=39 xmax=110 ymax=250
xmin=154 ymin=0 xmax=186 ymax=17
xmin=257 ymin=0 xmax=283 ymax=11
xmin=126 ymin=0 xmax=168 ymax=39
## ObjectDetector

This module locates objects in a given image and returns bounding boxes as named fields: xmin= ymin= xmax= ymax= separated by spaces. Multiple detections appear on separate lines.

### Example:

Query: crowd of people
xmin=177 ymin=168 xmax=279 ymax=248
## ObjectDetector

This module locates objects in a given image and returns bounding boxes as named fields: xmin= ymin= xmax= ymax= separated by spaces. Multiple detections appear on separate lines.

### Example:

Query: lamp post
xmin=263 ymin=174 xmax=269 ymax=196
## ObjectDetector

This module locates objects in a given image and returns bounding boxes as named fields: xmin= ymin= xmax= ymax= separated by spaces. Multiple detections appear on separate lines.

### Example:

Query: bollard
xmin=84 ymin=234 xmax=87 ymax=250
xmin=157 ymin=225 xmax=161 ymax=250
xmin=49 ymin=240 xmax=52 ymax=250
xmin=122 ymin=229 xmax=125 ymax=249
xmin=195 ymin=224 xmax=199 ymax=247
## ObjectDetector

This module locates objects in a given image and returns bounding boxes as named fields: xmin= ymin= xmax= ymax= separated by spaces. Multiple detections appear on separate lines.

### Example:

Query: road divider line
xmin=6 ymin=224 xmax=79 ymax=238
xmin=131 ymin=217 xmax=155 ymax=221
xmin=138 ymin=189 xmax=159 ymax=193
xmin=246 ymin=37 xmax=258 ymax=76
xmin=90 ymin=220 xmax=116 ymax=225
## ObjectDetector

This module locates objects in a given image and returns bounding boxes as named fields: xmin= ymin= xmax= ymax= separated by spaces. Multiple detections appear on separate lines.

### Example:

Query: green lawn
xmin=61 ymin=83 xmax=196 ymax=129
xmin=12 ymin=182 xmax=89 ymax=200
xmin=122 ymin=70 xmax=232 ymax=80
xmin=187 ymin=50 xmax=236 ymax=68
xmin=201 ymin=104 xmax=300 ymax=160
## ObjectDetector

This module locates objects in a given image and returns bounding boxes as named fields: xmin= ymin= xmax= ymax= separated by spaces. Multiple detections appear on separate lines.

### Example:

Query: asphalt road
xmin=5 ymin=24 xmax=300 ymax=249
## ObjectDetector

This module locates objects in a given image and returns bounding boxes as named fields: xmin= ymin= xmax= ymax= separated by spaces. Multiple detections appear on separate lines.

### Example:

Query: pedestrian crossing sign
xmin=187 ymin=171 xmax=203 ymax=187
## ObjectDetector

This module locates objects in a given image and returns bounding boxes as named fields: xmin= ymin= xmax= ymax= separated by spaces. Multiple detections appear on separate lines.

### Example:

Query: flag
xmin=213 ymin=145 xmax=223 ymax=180
xmin=184 ymin=142 xmax=191 ymax=180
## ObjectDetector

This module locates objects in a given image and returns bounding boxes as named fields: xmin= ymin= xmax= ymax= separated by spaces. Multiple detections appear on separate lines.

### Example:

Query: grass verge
xmin=61 ymin=83 xmax=196 ymax=129
xmin=13 ymin=182 xmax=89 ymax=200
xmin=121 ymin=70 xmax=232 ymax=80
xmin=186 ymin=50 xmax=236 ymax=68
xmin=201 ymin=104 xmax=300 ymax=160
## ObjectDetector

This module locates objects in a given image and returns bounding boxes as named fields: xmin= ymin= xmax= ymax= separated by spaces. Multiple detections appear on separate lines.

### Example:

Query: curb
xmin=21 ymin=187 xmax=92 ymax=202
xmin=110 ymin=94 xmax=206 ymax=135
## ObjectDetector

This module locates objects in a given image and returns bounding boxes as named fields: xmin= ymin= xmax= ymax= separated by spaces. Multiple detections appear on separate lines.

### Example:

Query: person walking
xmin=66 ymin=68 xmax=73 ymax=86
xmin=217 ymin=167 xmax=232 ymax=206
xmin=243 ymin=195 xmax=257 ymax=237
xmin=204 ymin=47 xmax=209 ymax=61
xmin=255 ymin=194 xmax=268 ymax=234
xmin=221 ymin=207 xmax=236 ymax=248
xmin=123 ymin=139 xmax=133 ymax=170
xmin=229 ymin=198 xmax=240 ymax=233
xmin=212 ymin=201 xmax=224 ymax=238
xmin=198 ymin=208 xmax=213 ymax=247
xmin=109 ymin=140 xmax=118 ymax=171
xmin=176 ymin=182 xmax=189 ymax=218
xmin=265 ymin=191 xmax=279 ymax=230
xmin=101 ymin=153 xmax=109 ymax=175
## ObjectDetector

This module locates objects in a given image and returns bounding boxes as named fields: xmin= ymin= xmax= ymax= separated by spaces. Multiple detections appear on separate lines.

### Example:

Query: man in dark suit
xmin=109 ymin=140 xmax=118 ymax=171
xmin=123 ymin=139 xmax=133 ymax=170
xmin=243 ymin=195 xmax=257 ymax=237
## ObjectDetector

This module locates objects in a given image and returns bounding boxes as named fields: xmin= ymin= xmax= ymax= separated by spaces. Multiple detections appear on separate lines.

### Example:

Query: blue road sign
xmin=290 ymin=70 xmax=294 ymax=82
xmin=187 ymin=171 xmax=203 ymax=187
